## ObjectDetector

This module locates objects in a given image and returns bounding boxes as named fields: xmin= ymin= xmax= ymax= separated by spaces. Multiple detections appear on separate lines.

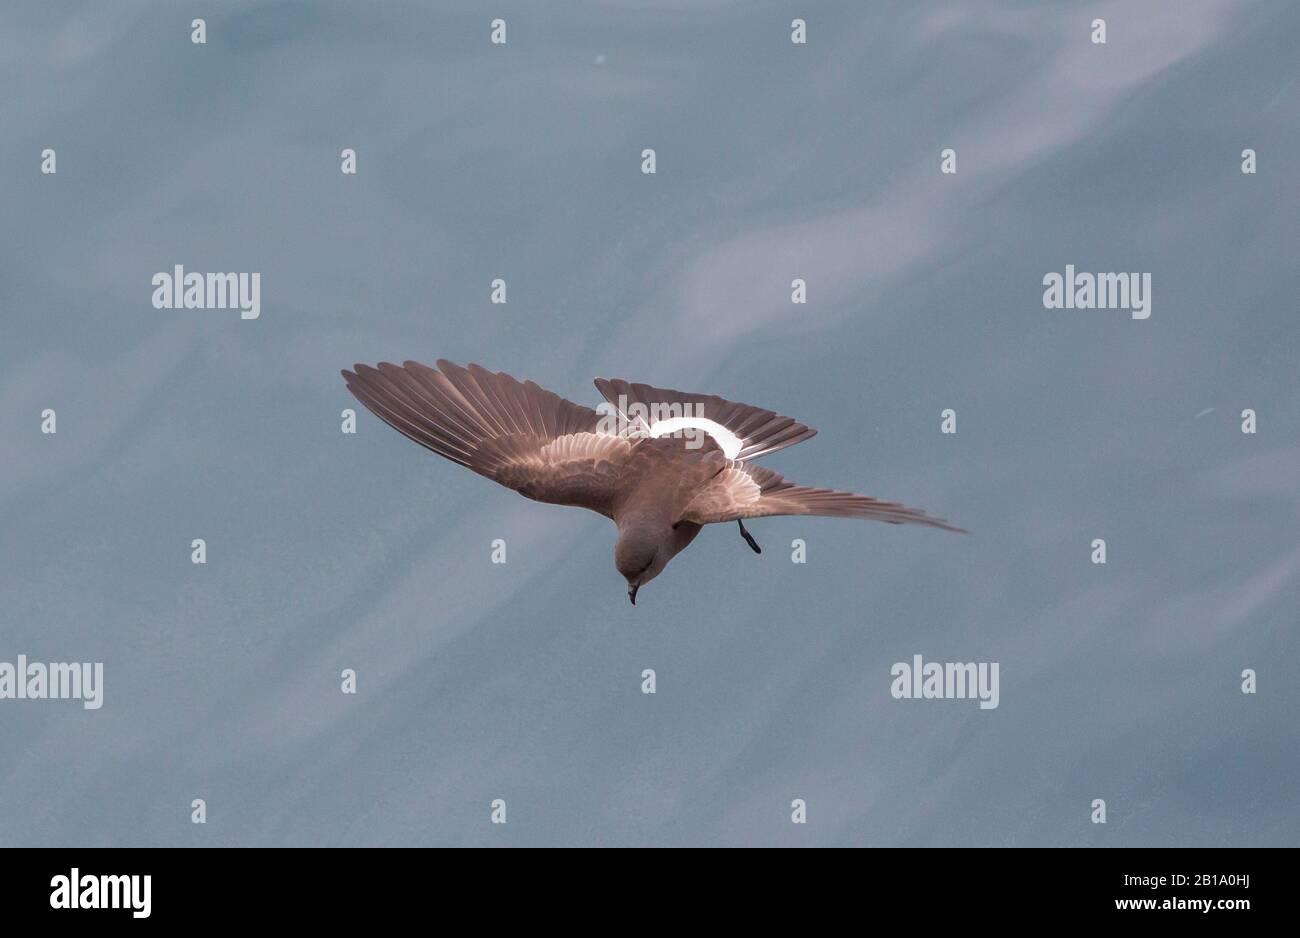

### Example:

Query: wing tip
xmin=909 ymin=511 xmax=968 ymax=535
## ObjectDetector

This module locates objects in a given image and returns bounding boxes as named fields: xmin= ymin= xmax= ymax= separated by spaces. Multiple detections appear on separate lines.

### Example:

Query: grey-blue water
xmin=1 ymin=0 xmax=1296 ymax=847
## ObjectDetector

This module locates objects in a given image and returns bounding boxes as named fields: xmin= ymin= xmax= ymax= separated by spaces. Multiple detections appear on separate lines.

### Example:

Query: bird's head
xmin=615 ymin=524 xmax=673 ymax=605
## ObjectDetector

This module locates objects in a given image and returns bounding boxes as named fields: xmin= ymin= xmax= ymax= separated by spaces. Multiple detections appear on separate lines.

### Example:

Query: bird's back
xmin=611 ymin=435 xmax=729 ymax=526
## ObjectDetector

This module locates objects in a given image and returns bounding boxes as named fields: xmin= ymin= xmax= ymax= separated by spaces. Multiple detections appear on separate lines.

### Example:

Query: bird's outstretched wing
xmin=593 ymin=377 xmax=817 ymax=461
xmin=678 ymin=463 xmax=966 ymax=533
xmin=343 ymin=360 xmax=633 ymax=517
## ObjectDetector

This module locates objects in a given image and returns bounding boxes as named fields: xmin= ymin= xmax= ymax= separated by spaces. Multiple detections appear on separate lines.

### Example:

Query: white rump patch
xmin=647 ymin=417 xmax=744 ymax=458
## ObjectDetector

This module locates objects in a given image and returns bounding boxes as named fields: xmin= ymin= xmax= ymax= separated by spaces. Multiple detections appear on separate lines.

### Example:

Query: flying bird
xmin=342 ymin=360 xmax=964 ymax=604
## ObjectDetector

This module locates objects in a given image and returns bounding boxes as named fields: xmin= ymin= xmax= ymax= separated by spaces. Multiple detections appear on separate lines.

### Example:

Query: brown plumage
xmin=342 ymin=360 xmax=964 ymax=604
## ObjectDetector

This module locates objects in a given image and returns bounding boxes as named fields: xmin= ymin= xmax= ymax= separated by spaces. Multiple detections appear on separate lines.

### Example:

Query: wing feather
xmin=679 ymin=462 xmax=966 ymax=533
xmin=593 ymin=377 xmax=817 ymax=461
xmin=343 ymin=360 xmax=633 ymax=516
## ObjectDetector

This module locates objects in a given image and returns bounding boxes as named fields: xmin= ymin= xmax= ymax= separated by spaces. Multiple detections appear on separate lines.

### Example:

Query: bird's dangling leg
xmin=737 ymin=519 xmax=762 ymax=554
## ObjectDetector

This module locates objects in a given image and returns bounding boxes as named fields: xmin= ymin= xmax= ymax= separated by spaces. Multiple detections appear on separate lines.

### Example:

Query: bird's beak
xmin=628 ymin=582 xmax=639 ymax=605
